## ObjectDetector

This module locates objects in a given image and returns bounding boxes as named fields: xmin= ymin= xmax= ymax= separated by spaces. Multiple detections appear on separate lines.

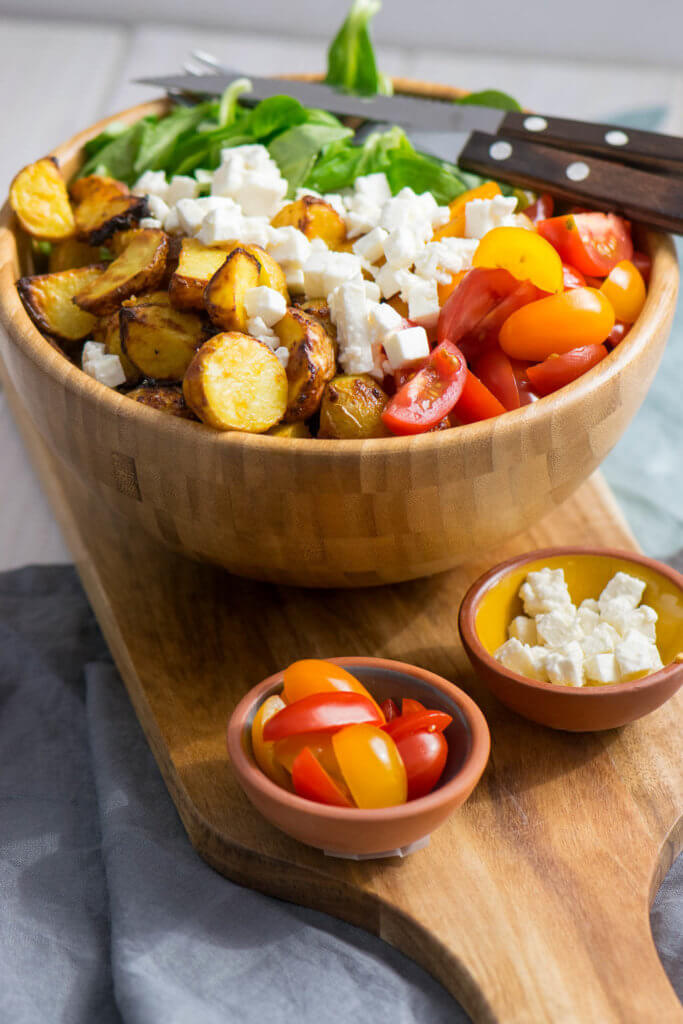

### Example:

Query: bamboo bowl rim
xmin=0 ymin=78 xmax=679 ymax=458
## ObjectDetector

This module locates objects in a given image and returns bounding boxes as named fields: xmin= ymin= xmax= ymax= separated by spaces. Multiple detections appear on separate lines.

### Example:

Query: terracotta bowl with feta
xmin=459 ymin=547 xmax=683 ymax=731
xmin=0 ymin=82 xmax=679 ymax=587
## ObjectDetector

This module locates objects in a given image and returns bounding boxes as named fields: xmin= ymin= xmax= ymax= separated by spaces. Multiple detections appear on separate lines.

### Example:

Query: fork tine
xmin=190 ymin=49 xmax=230 ymax=73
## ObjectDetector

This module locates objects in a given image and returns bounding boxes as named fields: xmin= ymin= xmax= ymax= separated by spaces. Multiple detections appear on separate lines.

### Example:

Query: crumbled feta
xmin=267 ymin=226 xmax=312 ymax=266
xmin=614 ymin=630 xmax=663 ymax=679
xmin=274 ymin=346 xmax=290 ymax=369
xmin=413 ymin=238 xmax=478 ymax=284
xmin=81 ymin=341 xmax=126 ymax=388
xmin=508 ymin=615 xmax=538 ymax=646
xmin=354 ymin=172 xmax=392 ymax=207
xmin=165 ymin=175 xmax=201 ymax=206
xmin=197 ymin=206 xmax=244 ymax=246
xmin=328 ymin=279 xmax=373 ymax=375
xmin=146 ymin=195 xmax=170 ymax=223
xmin=579 ymin=621 xmax=620 ymax=658
xmin=383 ymin=325 xmax=430 ymax=370
xmin=244 ymin=286 xmax=287 ymax=328
xmin=576 ymin=600 xmax=601 ymax=635
xmin=132 ymin=170 xmax=168 ymax=200
xmin=535 ymin=606 xmax=580 ymax=649
xmin=163 ymin=207 xmax=181 ymax=234
xmin=344 ymin=194 xmax=383 ymax=239
xmin=598 ymin=571 xmax=646 ymax=611
xmin=545 ymin=642 xmax=584 ymax=687
xmin=374 ymin=262 xmax=407 ymax=300
xmin=139 ymin=217 xmax=162 ymax=230
xmin=585 ymin=652 xmax=621 ymax=685
xmin=519 ymin=568 xmax=573 ymax=616
xmin=247 ymin=316 xmax=278 ymax=349
xmin=464 ymin=195 xmax=518 ymax=240
xmin=352 ymin=226 xmax=389 ymax=264
xmin=303 ymin=249 xmax=363 ymax=299
xmin=401 ymin=274 xmax=440 ymax=327
xmin=495 ymin=638 xmax=548 ymax=682
xmin=211 ymin=144 xmax=287 ymax=218
xmin=383 ymin=225 xmax=428 ymax=269
xmin=368 ymin=301 xmax=404 ymax=336
xmin=285 ymin=267 xmax=305 ymax=293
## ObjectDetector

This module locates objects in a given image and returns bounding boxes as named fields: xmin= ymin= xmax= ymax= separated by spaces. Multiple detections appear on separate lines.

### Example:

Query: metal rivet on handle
xmin=605 ymin=129 xmax=629 ymax=146
xmin=489 ymin=141 xmax=513 ymax=161
xmin=524 ymin=116 xmax=548 ymax=132
xmin=566 ymin=161 xmax=590 ymax=182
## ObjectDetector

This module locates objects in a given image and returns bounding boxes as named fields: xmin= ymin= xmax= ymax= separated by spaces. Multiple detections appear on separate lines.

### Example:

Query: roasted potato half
xmin=71 ymin=175 xmax=147 ymax=245
xmin=17 ymin=265 xmax=104 ymax=345
xmin=169 ymin=238 xmax=232 ymax=310
xmin=204 ymin=247 xmax=261 ymax=332
xmin=241 ymin=244 xmax=289 ymax=300
xmin=48 ymin=238 xmax=104 ymax=273
xmin=267 ymin=421 xmax=311 ymax=438
xmin=294 ymin=298 xmax=338 ymax=356
xmin=273 ymin=308 xmax=336 ymax=422
xmin=92 ymin=312 xmax=141 ymax=383
xmin=126 ymin=385 xmax=196 ymax=419
xmin=73 ymin=229 xmax=168 ymax=315
xmin=121 ymin=303 xmax=208 ymax=382
xmin=271 ymin=197 xmax=347 ymax=250
xmin=318 ymin=374 xmax=390 ymax=439
xmin=183 ymin=332 xmax=288 ymax=432
xmin=10 ymin=157 xmax=75 ymax=241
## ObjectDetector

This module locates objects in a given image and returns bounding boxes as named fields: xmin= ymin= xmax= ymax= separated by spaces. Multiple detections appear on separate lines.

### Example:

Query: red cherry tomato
xmin=562 ymin=263 xmax=586 ymax=289
xmin=380 ymin=698 xmax=400 ymax=722
xmin=526 ymin=344 xmax=609 ymax=396
xmin=631 ymin=250 xmax=652 ymax=284
xmin=606 ymin=321 xmax=629 ymax=349
xmin=522 ymin=192 xmax=554 ymax=223
xmin=402 ymin=698 xmax=426 ymax=715
xmin=452 ymin=370 xmax=507 ymax=424
xmin=396 ymin=731 xmax=449 ymax=800
xmin=383 ymin=709 xmax=452 ymax=743
xmin=537 ymin=213 xmax=633 ymax=276
xmin=291 ymin=747 xmax=353 ymax=807
xmin=263 ymin=692 xmax=382 ymax=742
xmin=381 ymin=341 xmax=467 ymax=436
xmin=437 ymin=267 xmax=519 ymax=346
xmin=474 ymin=348 xmax=520 ymax=411
xmin=458 ymin=280 xmax=544 ymax=363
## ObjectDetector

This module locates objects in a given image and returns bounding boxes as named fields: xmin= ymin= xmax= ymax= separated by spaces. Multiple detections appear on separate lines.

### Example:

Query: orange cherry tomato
xmin=332 ymin=724 xmax=407 ymax=808
xmin=291 ymin=747 xmax=353 ymax=807
xmin=474 ymin=348 xmax=520 ymax=411
xmin=599 ymin=259 xmax=646 ymax=323
xmin=396 ymin=731 xmax=448 ymax=800
xmin=562 ymin=263 xmax=586 ymax=289
xmin=499 ymin=287 xmax=615 ymax=361
xmin=263 ymin=692 xmax=382 ymax=742
xmin=274 ymin=730 xmax=338 ymax=776
xmin=432 ymin=181 xmax=501 ymax=240
xmin=523 ymin=193 xmax=554 ymax=224
xmin=282 ymin=659 xmax=383 ymax=718
xmin=526 ymin=344 xmax=609 ymax=397
xmin=472 ymin=226 xmax=564 ymax=294
xmin=251 ymin=695 xmax=291 ymax=787
xmin=537 ymin=213 xmax=632 ymax=276
xmin=383 ymin=709 xmax=452 ymax=743
xmin=382 ymin=341 xmax=467 ymax=436
xmin=452 ymin=370 xmax=507 ymax=424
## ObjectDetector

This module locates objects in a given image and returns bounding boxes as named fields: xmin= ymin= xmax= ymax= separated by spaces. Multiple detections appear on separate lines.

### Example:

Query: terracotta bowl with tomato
xmin=227 ymin=657 xmax=491 ymax=857
xmin=0 ymin=84 xmax=679 ymax=587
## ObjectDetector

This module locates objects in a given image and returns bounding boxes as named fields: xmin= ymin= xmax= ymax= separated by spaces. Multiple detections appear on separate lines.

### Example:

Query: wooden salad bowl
xmin=0 ymin=81 xmax=679 ymax=587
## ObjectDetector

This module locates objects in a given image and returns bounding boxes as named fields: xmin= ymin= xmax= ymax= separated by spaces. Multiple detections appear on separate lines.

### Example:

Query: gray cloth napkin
xmin=0 ymin=565 xmax=681 ymax=1023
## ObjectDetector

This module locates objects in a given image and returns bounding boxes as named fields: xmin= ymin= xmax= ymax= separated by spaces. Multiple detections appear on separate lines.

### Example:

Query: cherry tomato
xmin=474 ymin=348 xmax=520 ymax=411
xmin=433 ymin=181 xmax=501 ymax=240
xmin=631 ymin=250 xmax=652 ymax=284
xmin=458 ymin=280 xmax=543 ymax=363
xmin=537 ymin=213 xmax=633 ymax=276
xmin=282 ymin=659 xmax=384 ymax=718
xmin=523 ymin=193 xmax=554 ymax=224
xmin=393 ymin=358 xmax=427 ymax=391
xmin=291 ymin=747 xmax=353 ymax=807
xmin=383 ymin=709 xmax=452 ymax=743
xmin=381 ymin=698 xmax=400 ymax=721
xmin=437 ymin=268 xmax=468 ymax=307
xmin=499 ymin=287 xmax=615 ymax=361
xmin=251 ymin=695 xmax=291 ymax=787
xmin=526 ymin=344 xmax=609 ymax=396
xmin=562 ymin=264 xmax=586 ymax=289
xmin=606 ymin=321 xmax=629 ymax=349
xmin=274 ymin=730 xmax=338 ymax=775
xmin=263 ymin=692 xmax=382 ymax=742
xmin=452 ymin=370 xmax=507 ymax=424
xmin=396 ymin=731 xmax=448 ymax=800
xmin=437 ymin=268 xmax=519 ymax=348
xmin=599 ymin=259 xmax=646 ymax=323
xmin=472 ymin=226 xmax=564 ymax=294
xmin=402 ymin=698 xmax=426 ymax=715
xmin=332 ymin=724 xmax=407 ymax=808
xmin=382 ymin=341 xmax=467 ymax=436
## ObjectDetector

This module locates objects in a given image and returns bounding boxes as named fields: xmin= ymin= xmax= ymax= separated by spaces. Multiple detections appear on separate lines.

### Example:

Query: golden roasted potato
xmin=241 ymin=244 xmax=289 ymax=299
xmin=183 ymin=332 xmax=287 ymax=432
xmin=126 ymin=385 xmax=196 ymax=419
xmin=204 ymin=247 xmax=261 ymax=332
xmin=318 ymin=374 xmax=390 ymax=439
xmin=71 ymin=175 xmax=147 ymax=245
xmin=294 ymin=298 xmax=338 ymax=357
xmin=121 ymin=290 xmax=171 ymax=308
xmin=92 ymin=312 xmax=141 ymax=383
xmin=17 ymin=265 xmax=104 ymax=345
xmin=121 ymin=303 xmax=208 ymax=382
xmin=267 ymin=421 xmax=311 ymax=438
xmin=169 ymin=238 xmax=232 ymax=310
xmin=10 ymin=157 xmax=75 ymax=241
xmin=273 ymin=308 xmax=336 ymax=422
xmin=48 ymin=237 xmax=103 ymax=272
xmin=271 ymin=197 xmax=347 ymax=249
xmin=73 ymin=229 xmax=168 ymax=315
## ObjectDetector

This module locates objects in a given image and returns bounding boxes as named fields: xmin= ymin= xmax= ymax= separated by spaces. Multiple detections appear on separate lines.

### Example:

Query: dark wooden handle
xmin=499 ymin=112 xmax=683 ymax=174
xmin=459 ymin=132 xmax=683 ymax=233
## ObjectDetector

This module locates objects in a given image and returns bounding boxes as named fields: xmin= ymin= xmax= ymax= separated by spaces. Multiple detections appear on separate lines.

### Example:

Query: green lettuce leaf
xmin=269 ymin=123 xmax=353 ymax=193
xmin=325 ymin=0 xmax=392 ymax=96
xmin=454 ymin=89 xmax=522 ymax=112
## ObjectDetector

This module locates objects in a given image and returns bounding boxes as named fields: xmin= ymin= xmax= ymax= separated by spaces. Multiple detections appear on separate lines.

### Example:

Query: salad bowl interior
xmin=0 ymin=80 xmax=679 ymax=588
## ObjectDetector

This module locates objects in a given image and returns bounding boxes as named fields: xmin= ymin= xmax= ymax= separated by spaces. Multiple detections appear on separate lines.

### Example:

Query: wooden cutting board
xmin=2 ymin=356 xmax=681 ymax=1024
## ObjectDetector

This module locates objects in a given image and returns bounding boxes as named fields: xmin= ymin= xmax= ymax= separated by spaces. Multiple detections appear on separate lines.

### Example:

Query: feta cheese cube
xmin=302 ymin=253 xmax=328 ymax=298
xmin=576 ymin=601 xmax=601 ymax=635
xmin=165 ymin=175 xmax=200 ymax=206
xmin=354 ymin=172 xmax=392 ymax=207
xmin=175 ymin=198 xmax=207 ymax=236
xmin=368 ymin=301 xmax=404 ymax=337
xmin=197 ymin=207 xmax=244 ymax=246
xmin=285 ymin=266 xmax=305 ymax=293
xmin=328 ymin=279 xmax=373 ymax=375
xmin=585 ymin=652 xmax=621 ymax=685
xmin=267 ymin=226 xmax=311 ymax=266
xmin=620 ymin=604 xmax=657 ymax=642
xmin=383 ymin=226 xmax=426 ymax=269
xmin=403 ymin=276 xmax=440 ymax=327
xmin=598 ymin=571 xmax=646 ymax=612
xmin=344 ymin=195 xmax=383 ymax=238
xmin=579 ymin=621 xmax=620 ymax=658
xmin=146 ymin=195 xmax=170 ymax=223
xmin=274 ymin=346 xmax=290 ymax=369
xmin=132 ymin=170 xmax=168 ymax=200
xmin=194 ymin=168 xmax=213 ymax=185
xmin=323 ymin=252 xmax=364 ymax=296
xmin=246 ymin=316 xmax=277 ymax=347
xmin=244 ymin=286 xmax=287 ymax=328
xmin=352 ymin=226 xmax=388 ymax=264
xmin=81 ymin=341 xmax=126 ymax=388
xmin=382 ymin=326 xmax=430 ymax=370
xmin=494 ymin=639 xmax=548 ymax=682
xmin=535 ymin=606 xmax=580 ymax=649
xmin=464 ymin=195 xmax=518 ymax=239
xmin=139 ymin=217 xmax=162 ymax=230
xmin=545 ymin=641 xmax=585 ymax=687
xmin=508 ymin=615 xmax=538 ymax=645
xmin=238 ymin=216 xmax=271 ymax=249
xmin=239 ymin=171 xmax=289 ymax=218
xmin=163 ymin=207 xmax=181 ymax=234
xmin=614 ymin=630 xmax=663 ymax=680
xmin=374 ymin=262 xmax=406 ymax=300
xmin=519 ymin=568 xmax=573 ymax=616
xmin=413 ymin=238 xmax=478 ymax=283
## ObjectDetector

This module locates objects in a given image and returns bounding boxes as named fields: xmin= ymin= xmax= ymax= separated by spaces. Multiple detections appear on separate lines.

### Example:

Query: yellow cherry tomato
xmin=432 ymin=181 xmax=501 ymax=240
xmin=600 ymin=259 xmax=646 ymax=323
xmin=472 ymin=226 xmax=564 ymax=294
xmin=251 ymin=695 xmax=290 ymax=787
xmin=282 ymin=659 xmax=384 ymax=719
xmin=332 ymin=724 xmax=407 ymax=808
xmin=499 ymin=287 xmax=615 ymax=361
xmin=274 ymin=730 xmax=339 ymax=777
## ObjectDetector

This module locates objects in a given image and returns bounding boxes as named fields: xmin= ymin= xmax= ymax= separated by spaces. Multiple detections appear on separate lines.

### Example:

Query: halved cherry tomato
xmin=523 ymin=192 xmax=554 ymax=224
xmin=437 ymin=268 xmax=468 ymax=307
xmin=452 ymin=370 xmax=507 ymax=424
xmin=458 ymin=280 xmax=543 ymax=363
xmin=383 ymin=709 xmax=452 ymax=743
xmin=282 ymin=659 xmax=384 ymax=719
xmin=526 ymin=344 xmax=609 ymax=396
xmin=332 ymin=724 xmax=407 ymax=808
xmin=631 ymin=250 xmax=652 ymax=284
xmin=433 ymin=181 xmax=501 ymax=240
xmin=263 ymin=692 xmax=382 ymax=742
xmin=381 ymin=698 xmax=400 ymax=722
xmin=402 ymin=698 xmax=426 ymax=715
xmin=606 ymin=321 xmax=629 ymax=348
xmin=562 ymin=263 xmax=586 ymax=289
xmin=291 ymin=747 xmax=353 ymax=807
xmin=499 ymin=288 xmax=615 ymax=361
xmin=382 ymin=340 xmax=467 ymax=436
xmin=393 ymin=358 xmax=427 ymax=391
xmin=251 ymin=695 xmax=291 ymax=787
xmin=274 ymin=731 xmax=338 ymax=776
xmin=396 ymin=731 xmax=448 ymax=800
xmin=474 ymin=348 xmax=520 ymax=411
xmin=599 ymin=259 xmax=646 ymax=323
xmin=537 ymin=213 xmax=633 ymax=276
xmin=437 ymin=267 xmax=519 ymax=348
xmin=472 ymin=226 xmax=564 ymax=294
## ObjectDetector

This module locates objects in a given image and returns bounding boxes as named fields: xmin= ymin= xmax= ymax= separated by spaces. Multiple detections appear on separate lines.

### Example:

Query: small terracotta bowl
xmin=227 ymin=657 xmax=490 ymax=858
xmin=459 ymin=547 xmax=683 ymax=732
